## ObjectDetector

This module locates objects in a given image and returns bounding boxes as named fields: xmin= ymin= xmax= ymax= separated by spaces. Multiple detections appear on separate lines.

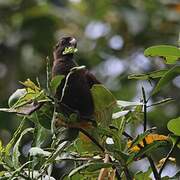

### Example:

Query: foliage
xmin=0 ymin=43 xmax=179 ymax=179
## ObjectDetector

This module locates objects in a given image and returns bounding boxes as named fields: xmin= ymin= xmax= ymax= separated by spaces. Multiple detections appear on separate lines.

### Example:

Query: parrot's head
xmin=54 ymin=36 xmax=78 ymax=59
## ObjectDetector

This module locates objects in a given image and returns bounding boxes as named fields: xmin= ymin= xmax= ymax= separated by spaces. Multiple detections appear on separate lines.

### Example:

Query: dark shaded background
xmin=0 ymin=0 xmax=179 ymax=177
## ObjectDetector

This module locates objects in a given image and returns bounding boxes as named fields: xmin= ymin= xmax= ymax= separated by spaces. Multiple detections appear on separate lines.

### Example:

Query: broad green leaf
xmin=68 ymin=162 xmax=112 ymax=178
xmin=8 ymin=89 xmax=27 ymax=107
xmin=8 ymin=88 xmax=49 ymax=110
xmin=91 ymin=84 xmax=116 ymax=126
xmin=91 ymin=85 xmax=116 ymax=111
xmin=117 ymin=100 xmax=143 ymax=108
xmin=50 ymin=75 xmax=64 ymax=93
xmin=128 ymin=69 xmax=168 ymax=80
xmin=32 ymin=112 xmax=51 ymax=147
xmin=144 ymin=45 xmax=180 ymax=64
xmin=29 ymin=147 xmax=51 ymax=156
xmin=12 ymin=128 xmax=34 ymax=168
xmin=168 ymin=117 xmax=180 ymax=136
xmin=3 ymin=86 xmax=50 ymax=115
xmin=34 ymin=102 xmax=53 ymax=129
xmin=152 ymin=66 xmax=180 ymax=95
xmin=134 ymin=167 xmax=152 ymax=180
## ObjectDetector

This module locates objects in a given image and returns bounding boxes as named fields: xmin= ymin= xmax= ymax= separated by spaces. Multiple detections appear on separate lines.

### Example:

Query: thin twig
xmin=159 ymin=137 xmax=180 ymax=176
xmin=147 ymin=156 xmax=161 ymax=180
xmin=141 ymin=87 xmax=161 ymax=180
xmin=142 ymin=87 xmax=147 ymax=132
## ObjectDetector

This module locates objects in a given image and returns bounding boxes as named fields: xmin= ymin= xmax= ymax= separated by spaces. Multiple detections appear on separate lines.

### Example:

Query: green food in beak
xmin=63 ymin=47 xmax=78 ymax=55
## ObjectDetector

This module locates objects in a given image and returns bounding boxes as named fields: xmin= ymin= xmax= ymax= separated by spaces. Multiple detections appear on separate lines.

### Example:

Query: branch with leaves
xmin=0 ymin=43 xmax=179 ymax=180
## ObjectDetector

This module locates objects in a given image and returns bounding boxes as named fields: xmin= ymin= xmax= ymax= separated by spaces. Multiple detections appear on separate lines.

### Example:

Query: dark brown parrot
xmin=52 ymin=36 xmax=100 ymax=126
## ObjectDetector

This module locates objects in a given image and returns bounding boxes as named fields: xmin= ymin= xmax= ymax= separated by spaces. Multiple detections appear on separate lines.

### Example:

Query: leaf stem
xmin=159 ymin=137 xmax=180 ymax=176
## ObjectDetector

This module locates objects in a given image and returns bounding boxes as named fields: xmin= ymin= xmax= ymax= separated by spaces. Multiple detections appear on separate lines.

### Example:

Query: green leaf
xmin=128 ymin=69 xmax=168 ymax=80
xmin=8 ymin=89 xmax=27 ymax=107
xmin=12 ymin=128 xmax=34 ymax=168
xmin=91 ymin=85 xmax=116 ymax=126
xmin=32 ymin=115 xmax=51 ymax=147
xmin=152 ymin=66 xmax=180 ymax=95
xmin=112 ymin=110 xmax=129 ymax=119
xmin=134 ymin=167 xmax=152 ymax=180
xmin=91 ymin=85 xmax=116 ymax=111
xmin=68 ymin=162 xmax=112 ymax=178
xmin=148 ymin=98 xmax=174 ymax=107
xmin=50 ymin=75 xmax=64 ymax=93
xmin=117 ymin=100 xmax=143 ymax=108
xmin=144 ymin=45 xmax=180 ymax=64
xmin=5 ymin=117 xmax=26 ymax=155
xmin=167 ymin=117 xmax=180 ymax=136
xmin=29 ymin=147 xmax=51 ymax=156
xmin=34 ymin=102 xmax=54 ymax=129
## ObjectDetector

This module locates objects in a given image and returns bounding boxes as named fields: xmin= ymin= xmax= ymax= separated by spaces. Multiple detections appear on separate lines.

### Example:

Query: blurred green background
xmin=0 ymin=0 xmax=179 ymax=177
